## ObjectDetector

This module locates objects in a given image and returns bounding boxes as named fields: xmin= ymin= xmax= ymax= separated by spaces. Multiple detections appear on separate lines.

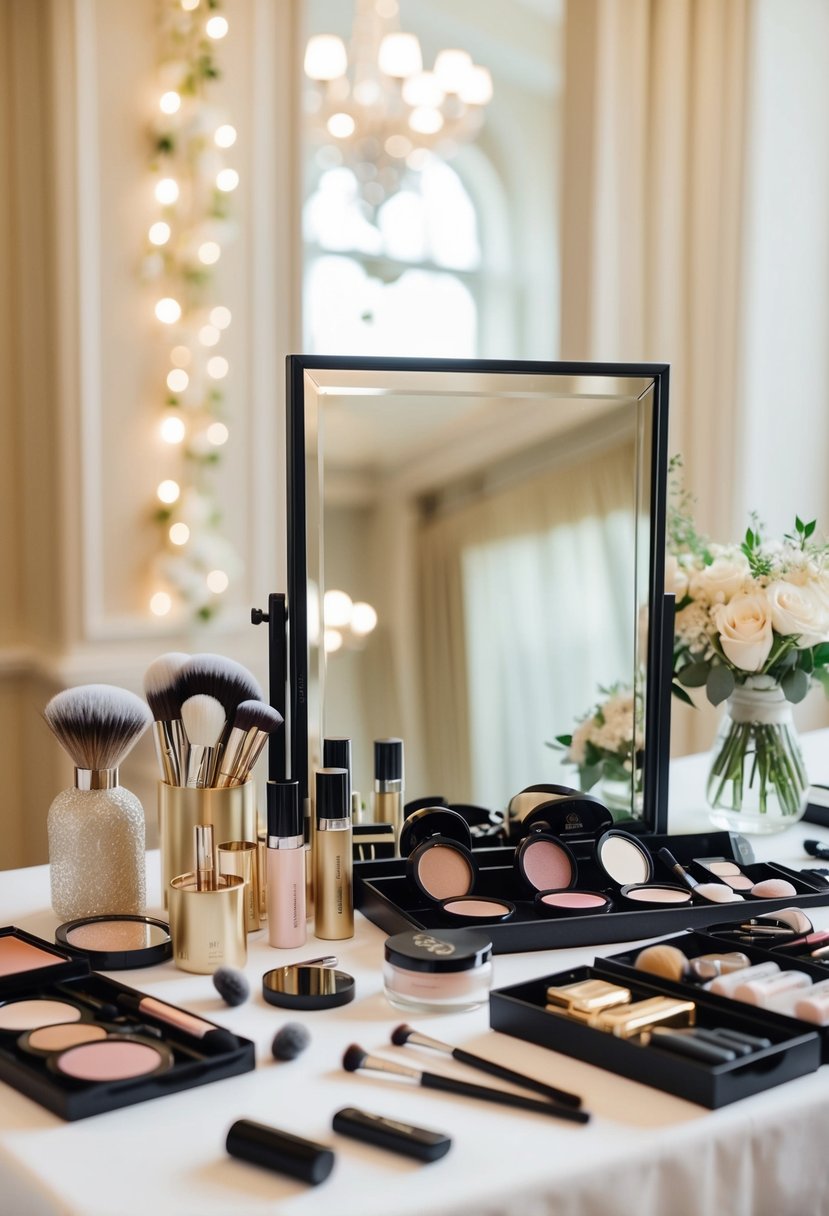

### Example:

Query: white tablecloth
xmin=2 ymin=737 xmax=829 ymax=1216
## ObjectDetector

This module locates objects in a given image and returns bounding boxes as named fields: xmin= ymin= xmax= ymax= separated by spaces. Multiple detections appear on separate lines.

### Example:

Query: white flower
xmin=675 ymin=601 xmax=716 ymax=653
xmin=689 ymin=551 xmax=750 ymax=605
xmin=766 ymin=580 xmax=829 ymax=648
xmin=664 ymin=555 xmax=689 ymax=599
xmin=714 ymin=593 xmax=774 ymax=672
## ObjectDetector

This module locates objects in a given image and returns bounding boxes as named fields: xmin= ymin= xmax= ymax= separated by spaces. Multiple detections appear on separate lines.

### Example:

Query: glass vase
xmin=706 ymin=681 xmax=808 ymax=834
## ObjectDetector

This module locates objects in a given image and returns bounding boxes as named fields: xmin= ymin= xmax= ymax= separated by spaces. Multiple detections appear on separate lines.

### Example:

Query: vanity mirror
xmin=286 ymin=357 xmax=671 ymax=834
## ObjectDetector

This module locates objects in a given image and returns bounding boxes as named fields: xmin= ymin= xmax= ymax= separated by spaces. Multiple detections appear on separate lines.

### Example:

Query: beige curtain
xmin=561 ymin=0 xmax=751 ymax=754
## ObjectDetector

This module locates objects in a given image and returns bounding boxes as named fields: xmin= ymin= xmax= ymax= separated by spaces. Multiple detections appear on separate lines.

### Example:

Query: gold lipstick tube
xmin=313 ymin=768 xmax=353 ymax=941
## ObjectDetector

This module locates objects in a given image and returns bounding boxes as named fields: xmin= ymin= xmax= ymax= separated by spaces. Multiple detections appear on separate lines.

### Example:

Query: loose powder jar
xmin=383 ymin=928 xmax=493 ymax=1013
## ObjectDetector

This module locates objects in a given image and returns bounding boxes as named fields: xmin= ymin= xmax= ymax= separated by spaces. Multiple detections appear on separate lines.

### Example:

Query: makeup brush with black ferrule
xmin=390 ymin=1024 xmax=582 ymax=1109
xmin=342 ymin=1045 xmax=590 ymax=1124
xmin=215 ymin=700 xmax=284 ymax=788
xmin=143 ymin=651 xmax=189 ymax=786
xmin=181 ymin=694 xmax=226 ymax=787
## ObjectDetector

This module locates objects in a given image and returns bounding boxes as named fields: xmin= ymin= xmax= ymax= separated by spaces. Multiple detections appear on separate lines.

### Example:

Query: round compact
xmin=517 ymin=792 xmax=613 ymax=843
xmin=262 ymin=965 xmax=356 ymax=1010
xmin=438 ymin=896 xmax=515 ymax=923
xmin=619 ymin=883 xmax=693 ymax=907
xmin=47 ymin=1035 xmax=174 ymax=1083
xmin=516 ymin=832 xmax=578 ymax=894
xmin=55 ymin=915 xmax=172 ymax=970
xmin=595 ymin=830 xmax=653 ymax=887
xmin=383 ymin=928 xmax=493 ymax=1013
xmin=534 ymin=890 xmax=613 ymax=917
xmin=400 ymin=807 xmax=478 ymax=904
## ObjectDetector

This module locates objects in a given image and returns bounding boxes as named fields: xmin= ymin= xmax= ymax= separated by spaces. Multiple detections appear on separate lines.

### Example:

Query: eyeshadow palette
xmin=490 ymin=962 xmax=821 ymax=1107
xmin=355 ymin=831 xmax=829 ymax=953
xmin=0 ymin=926 xmax=254 ymax=1120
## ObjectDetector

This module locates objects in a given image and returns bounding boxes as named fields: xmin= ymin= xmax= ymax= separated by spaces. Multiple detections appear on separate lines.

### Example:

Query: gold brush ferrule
xmin=214 ymin=727 xmax=249 ymax=788
xmin=195 ymin=823 xmax=216 ymax=891
xmin=151 ymin=720 xmax=186 ymax=786
xmin=75 ymin=768 xmax=118 ymax=790
xmin=545 ymin=979 xmax=632 ymax=1013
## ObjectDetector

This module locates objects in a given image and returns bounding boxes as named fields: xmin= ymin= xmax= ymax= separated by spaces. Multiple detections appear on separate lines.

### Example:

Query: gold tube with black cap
xmin=373 ymin=738 xmax=403 ymax=854
xmin=313 ymin=767 xmax=353 ymax=941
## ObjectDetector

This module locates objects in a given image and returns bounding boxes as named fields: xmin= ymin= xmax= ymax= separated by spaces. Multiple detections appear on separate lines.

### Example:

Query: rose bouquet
xmin=552 ymin=684 xmax=644 ymax=815
xmin=669 ymin=472 xmax=829 ymax=826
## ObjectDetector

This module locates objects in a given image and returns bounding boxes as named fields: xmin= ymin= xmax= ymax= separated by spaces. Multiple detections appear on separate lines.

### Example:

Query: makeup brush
xmin=176 ymin=654 xmax=263 ymax=736
xmin=657 ymin=848 xmax=743 ymax=904
xmin=342 ymin=1045 xmax=590 ymax=1125
xmin=215 ymin=700 xmax=284 ymax=788
xmin=44 ymin=685 xmax=153 ymax=775
xmin=143 ymin=651 xmax=189 ymax=785
xmin=390 ymin=1024 xmax=582 ymax=1109
xmin=181 ymin=694 xmax=226 ymax=787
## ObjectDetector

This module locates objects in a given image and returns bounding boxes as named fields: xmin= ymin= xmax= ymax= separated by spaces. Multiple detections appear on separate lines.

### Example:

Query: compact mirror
xmin=262 ymin=965 xmax=356 ymax=1010
xmin=286 ymin=357 xmax=671 ymax=832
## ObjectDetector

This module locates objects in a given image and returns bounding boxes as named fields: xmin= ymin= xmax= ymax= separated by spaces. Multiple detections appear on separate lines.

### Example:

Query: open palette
xmin=0 ymin=926 xmax=254 ymax=1120
xmin=355 ymin=808 xmax=829 ymax=952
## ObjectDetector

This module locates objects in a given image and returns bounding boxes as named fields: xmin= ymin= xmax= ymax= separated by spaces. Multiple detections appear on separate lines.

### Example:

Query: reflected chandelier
xmin=304 ymin=0 xmax=493 ymax=209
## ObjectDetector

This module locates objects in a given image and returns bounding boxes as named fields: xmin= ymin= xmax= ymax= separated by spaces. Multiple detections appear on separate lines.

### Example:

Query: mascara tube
xmin=267 ymin=781 xmax=307 ymax=948
xmin=314 ymin=768 xmax=353 ymax=941
xmin=373 ymin=738 xmax=403 ymax=852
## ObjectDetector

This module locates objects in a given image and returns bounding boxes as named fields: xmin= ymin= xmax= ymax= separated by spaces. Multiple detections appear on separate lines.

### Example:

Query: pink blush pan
xmin=517 ymin=835 xmax=577 ymax=893
xmin=51 ymin=1037 xmax=172 ymax=1082
xmin=535 ymin=890 xmax=612 ymax=917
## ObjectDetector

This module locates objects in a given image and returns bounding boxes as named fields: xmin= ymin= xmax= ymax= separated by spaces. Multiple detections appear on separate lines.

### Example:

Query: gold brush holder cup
xmin=168 ymin=872 xmax=247 ymax=974
xmin=218 ymin=841 xmax=260 ymax=934
xmin=158 ymin=782 xmax=257 ymax=909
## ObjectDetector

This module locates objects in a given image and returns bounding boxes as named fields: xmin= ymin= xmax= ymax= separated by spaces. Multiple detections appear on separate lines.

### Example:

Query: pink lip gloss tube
xmin=267 ymin=780 xmax=307 ymax=949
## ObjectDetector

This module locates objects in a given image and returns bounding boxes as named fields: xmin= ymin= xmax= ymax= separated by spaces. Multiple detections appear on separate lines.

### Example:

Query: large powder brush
xmin=44 ymin=684 xmax=153 ymax=775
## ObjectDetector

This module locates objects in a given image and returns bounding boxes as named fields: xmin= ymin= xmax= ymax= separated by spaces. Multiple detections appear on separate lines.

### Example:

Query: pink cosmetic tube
xmin=266 ymin=781 xmax=307 ymax=949
xmin=709 ymin=961 xmax=779 ymax=997
xmin=732 ymin=970 xmax=812 ymax=1006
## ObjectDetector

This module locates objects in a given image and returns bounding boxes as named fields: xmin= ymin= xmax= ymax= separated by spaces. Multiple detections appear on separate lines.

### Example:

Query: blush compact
xmin=55 ymin=915 xmax=172 ymax=971
xmin=534 ymin=890 xmax=613 ymax=918
xmin=401 ymin=808 xmax=479 ymax=905
xmin=438 ymin=896 xmax=515 ymax=924
xmin=594 ymin=830 xmax=654 ymax=887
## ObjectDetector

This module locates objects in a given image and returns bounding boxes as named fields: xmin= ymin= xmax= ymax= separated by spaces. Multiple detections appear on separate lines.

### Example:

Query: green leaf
xmin=806 ymin=520 xmax=817 ymax=538
xmin=781 ymin=667 xmax=810 ymax=703
xmin=676 ymin=660 xmax=710 ymax=688
xmin=813 ymin=643 xmax=829 ymax=666
xmin=814 ymin=668 xmax=829 ymax=697
xmin=800 ymin=648 xmax=815 ymax=675
xmin=706 ymin=664 xmax=736 ymax=706
xmin=554 ymin=734 xmax=572 ymax=747
xmin=579 ymin=765 xmax=602 ymax=792
xmin=671 ymin=683 xmax=695 ymax=707
xmin=796 ymin=515 xmax=804 ymax=533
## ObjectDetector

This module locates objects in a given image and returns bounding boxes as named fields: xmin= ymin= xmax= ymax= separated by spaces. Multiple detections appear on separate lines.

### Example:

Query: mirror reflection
xmin=297 ymin=365 xmax=662 ymax=823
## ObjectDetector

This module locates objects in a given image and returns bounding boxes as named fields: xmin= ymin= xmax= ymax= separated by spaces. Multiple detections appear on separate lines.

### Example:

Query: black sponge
xmin=272 ymin=1022 xmax=311 ymax=1061
xmin=212 ymin=966 xmax=250 ymax=1007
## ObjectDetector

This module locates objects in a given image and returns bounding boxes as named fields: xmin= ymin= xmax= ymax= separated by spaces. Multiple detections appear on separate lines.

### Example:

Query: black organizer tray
xmin=355 ymin=832 xmax=829 ymax=953
xmin=0 ymin=970 xmax=255 ymax=1120
xmin=601 ymin=928 xmax=829 ymax=1062
xmin=489 ymin=963 xmax=820 ymax=1107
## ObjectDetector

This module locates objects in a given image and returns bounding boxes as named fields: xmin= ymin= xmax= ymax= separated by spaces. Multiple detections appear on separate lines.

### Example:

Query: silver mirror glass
xmin=287 ymin=358 xmax=670 ymax=833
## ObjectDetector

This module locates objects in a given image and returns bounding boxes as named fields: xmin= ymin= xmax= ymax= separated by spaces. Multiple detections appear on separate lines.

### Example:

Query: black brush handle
xmin=451 ymin=1046 xmax=581 ymax=1109
xmin=420 ymin=1071 xmax=590 ymax=1124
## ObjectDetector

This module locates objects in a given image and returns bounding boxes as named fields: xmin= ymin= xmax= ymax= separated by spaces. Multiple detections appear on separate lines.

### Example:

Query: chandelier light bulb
xmin=155 ymin=297 xmax=182 ymax=324
xmin=198 ymin=324 xmax=220 ymax=347
xmin=384 ymin=134 xmax=413 ymax=159
xmin=160 ymin=415 xmax=186 ymax=444
xmin=402 ymin=71 xmax=445 ymax=109
xmin=148 ymin=221 xmax=171 ymax=246
xmin=214 ymin=123 xmax=237 ymax=148
xmin=216 ymin=168 xmax=239 ymax=192
xmin=460 ymin=65 xmax=493 ymax=106
xmin=304 ymin=34 xmax=347 ymax=81
xmin=327 ymin=112 xmax=356 ymax=139
xmin=210 ymin=305 xmax=232 ymax=329
xmin=166 ymin=369 xmax=189 ymax=393
xmin=433 ymin=48 xmax=473 ymax=92
xmin=323 ymin=589 xmax=353 ymax=628
xmin=198 ymin=240 xmax=221 ymax=265
xmin=207 ymin=355 xmax=229 ymax=380
xmin=180 ymin=0 xmax=200 ymax=10
xmin=323 ymin=628 xmax=343 ymax=654
xmin=350 ymin=602 xmax=378 ymax=636
xmin=155 ymin=177 xmax=180 ymax=205
xmin=159 ymin=90 xmax=181 ymax=115
xmin=169 ymin=522 xmax=190 ymax=546
xmin=409 ymin=106 xmax=444 ymax=136
xmin=205 ymin=15 xmax=228 ymax=39
xmin=206 ymin=422 xmax=229 ymax=446
xmin=378 ymin=32 xmax=422 ymax=78
xmin=157 ymin=479 xmax=181 ymax=504
xmin=150 ymin=591 xmax=173 ymax=616
xmin=206 ymin=569 xmax=229 ymax=593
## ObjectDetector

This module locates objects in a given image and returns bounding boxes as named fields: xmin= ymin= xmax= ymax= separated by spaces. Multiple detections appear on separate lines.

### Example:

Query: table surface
xmin=3 ymin=740 xmax=829 ymax=1216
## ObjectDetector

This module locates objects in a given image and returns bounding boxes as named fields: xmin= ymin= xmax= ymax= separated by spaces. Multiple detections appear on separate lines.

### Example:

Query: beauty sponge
xmin=272 ymin=1022 xmax=311 ymax=1061
xmin=212 ymin=966 xmax=250 ymax=1007
xmin=750 ymin=878 xmax=797 ymax=899
xmin=635 ymin=944 xmax=688 ymax=982
xmin=695 ymin=883 xmax=744 ymax=904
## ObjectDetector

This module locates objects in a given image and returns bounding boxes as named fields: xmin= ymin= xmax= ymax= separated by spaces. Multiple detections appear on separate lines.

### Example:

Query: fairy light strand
xmin=143 ymin=0 xmax=242 ymax=621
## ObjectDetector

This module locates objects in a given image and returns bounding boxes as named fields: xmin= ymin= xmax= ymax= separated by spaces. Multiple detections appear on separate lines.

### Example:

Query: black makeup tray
xmin=601 ymin=928 xmax=829 ymax=1063
xmin=0 ymin=926 xmax=255 ymax=1120
xmin=354 ymin=832 xmax=829 ymax=953
xmin=489 ymin=961 xmax=821 ymax=1108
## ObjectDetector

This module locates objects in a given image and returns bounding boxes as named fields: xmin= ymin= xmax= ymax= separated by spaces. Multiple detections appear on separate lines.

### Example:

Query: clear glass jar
xmin=706 ymin=680 xmax=808 ymax=835
xmin=382 ymin=928 xmax=493 ymax=1013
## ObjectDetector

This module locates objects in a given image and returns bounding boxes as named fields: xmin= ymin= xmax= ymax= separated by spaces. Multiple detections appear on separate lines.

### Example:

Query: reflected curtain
xmin=418 ymin=440 xmax=636 ymax=808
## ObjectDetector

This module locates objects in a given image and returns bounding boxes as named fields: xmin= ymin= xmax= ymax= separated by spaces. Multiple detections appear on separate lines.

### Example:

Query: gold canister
xmin=168 ymin=872 xmax=247 ymax=973
xmin=158 ymin=783 xmax=257 ymax=908
xmin=217 ymin=840 xmax=259 ymax=933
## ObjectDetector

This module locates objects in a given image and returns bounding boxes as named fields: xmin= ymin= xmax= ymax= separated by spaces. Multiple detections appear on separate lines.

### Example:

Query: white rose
xmin=664 ymin=555 xmax=689 ymax=599
xmin=689 ymin=551 xmax=750 ymax=605
xmin=766 ymin=580 xmax=829 ymax=648
xmin=714 ymin=593 xmax=773 ymax=672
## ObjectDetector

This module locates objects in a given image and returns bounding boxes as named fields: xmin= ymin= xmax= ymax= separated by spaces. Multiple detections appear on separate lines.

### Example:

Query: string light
xmin=145 ymin=0 xmax=242 ymax=621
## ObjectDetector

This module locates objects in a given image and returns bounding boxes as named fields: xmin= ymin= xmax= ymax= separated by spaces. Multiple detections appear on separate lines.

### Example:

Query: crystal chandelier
xmin=304 ymin=0 xmax=493 ymax=210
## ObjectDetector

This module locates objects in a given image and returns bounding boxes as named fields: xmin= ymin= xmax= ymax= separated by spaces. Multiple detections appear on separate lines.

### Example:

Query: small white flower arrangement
xmin=552 ymin=684 xmax=644 ymax=799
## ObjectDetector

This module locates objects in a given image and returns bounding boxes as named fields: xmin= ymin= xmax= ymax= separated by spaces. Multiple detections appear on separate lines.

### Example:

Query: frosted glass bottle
xmin=48 ymin=772 xmax=146 ymax=919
